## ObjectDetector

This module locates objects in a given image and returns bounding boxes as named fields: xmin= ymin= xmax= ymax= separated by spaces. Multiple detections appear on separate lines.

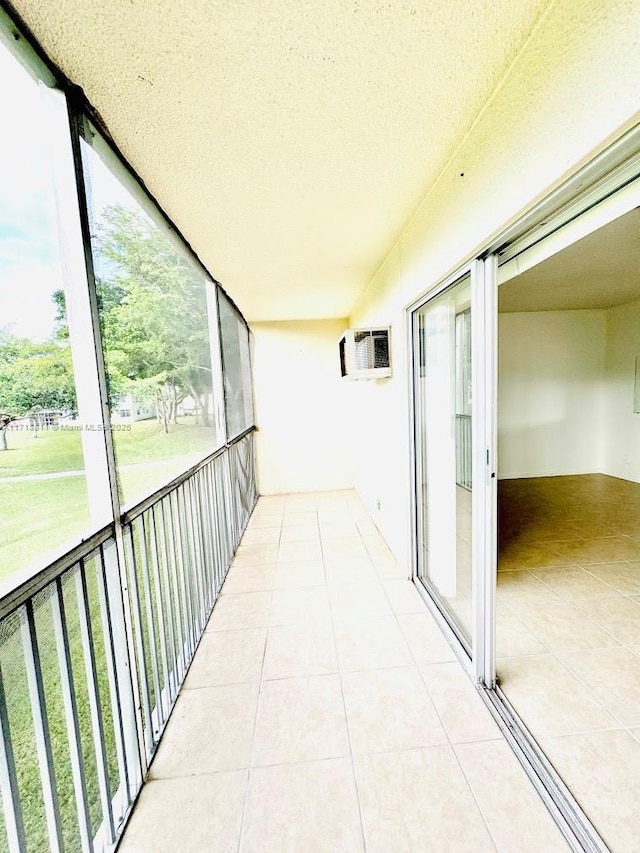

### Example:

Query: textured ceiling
xmin=498 ymin=208 xmax=640 ymax=313
xmin=12 ymin=0 xmax=550 ymax=320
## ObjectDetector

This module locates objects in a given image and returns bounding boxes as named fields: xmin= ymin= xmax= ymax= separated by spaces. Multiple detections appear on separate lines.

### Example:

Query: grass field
xmin=0 ymin=419 xmax=219 ymax=580
xmin=0 ymin=556 xmax=123 ymax=852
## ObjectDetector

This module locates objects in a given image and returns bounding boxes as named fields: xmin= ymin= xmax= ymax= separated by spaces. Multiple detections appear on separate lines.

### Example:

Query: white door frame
xmin=408 ymin=260 xmax=498 ymax=687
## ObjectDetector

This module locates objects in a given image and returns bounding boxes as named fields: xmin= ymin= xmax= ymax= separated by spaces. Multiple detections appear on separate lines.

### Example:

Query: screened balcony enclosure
xmin=1 ymin=2 xmax=640 ymax=852
xmin=0 ymin=23 xmax=257 ymax=853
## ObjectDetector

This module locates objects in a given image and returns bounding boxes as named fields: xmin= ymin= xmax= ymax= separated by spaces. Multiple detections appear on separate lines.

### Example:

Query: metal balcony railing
xmin=0 ymin=429 xmax=257 ymax=853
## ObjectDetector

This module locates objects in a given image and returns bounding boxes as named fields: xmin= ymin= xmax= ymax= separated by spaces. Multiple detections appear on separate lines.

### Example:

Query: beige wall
xmin=252 ymin=319 xmax=355 ymax=494
xmin=349 ymin=0 xmax=640 ymax=562
xmin=498 ymin=310 xmax=607 ymax=479
xmin=603 ymin=300 xmax=640 ymax=483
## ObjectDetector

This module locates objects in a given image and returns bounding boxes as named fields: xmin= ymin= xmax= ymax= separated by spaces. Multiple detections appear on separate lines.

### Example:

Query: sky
xmin=0 ymin=42 xmax=135 ymax=343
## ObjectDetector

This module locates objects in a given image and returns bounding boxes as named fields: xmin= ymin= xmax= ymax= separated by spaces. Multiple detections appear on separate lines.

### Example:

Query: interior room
xmin=496 ymin=206 xmax=640 ymax=846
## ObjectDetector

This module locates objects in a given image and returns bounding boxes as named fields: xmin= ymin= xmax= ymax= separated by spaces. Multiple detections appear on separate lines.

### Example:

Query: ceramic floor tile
xmin=324 ymin=556 xmax=377 ymax=585
xmin=496 ymin=604 xmax=548 ymax=658
xmin=371 ymin=554 xmax=406 ymax=579
xmin=255 ymin=497 xmax=286 ymax=511
xmin=506 ymin=598 xmax=620 ymax=651
xmin=247 ymin=513 xmax=282 ymax=529
xmin=354 ymin=748 xmax=495 ymax=852
xmin=208 ymin=591 xmax=272 ymax=631
xmin=455 ymin=740 xmax=569 ymax=852
xmin=277 ymin=541 xmax=323 ymax=563
xmin=234 ymin=543 xmax=279 ymax=565
xmin=572 ymin=596 xmax=640 ymax=645
xmin=322 ymin=538 xmax=369 ymax=558
xmin=269 ymin=586 xmax=332 ymax=626
xmin=119 ymin=771 xmax=248 ymax=853
xmin=240 ymin=759 xmax=363 ymax=853
xmin=548 ymin=536 xmax=640 ymax=564
xmin=356 ymin=519 xmax=381 ymax=537
xmin=252 ymin=674 xmax=349 ymax=766
xmin=362 ymin=535 xmax=393 ymax=557
xmin=497 ymin=655 xmax=616 ymax=737
xmin=397 ymin=612 xmax=457 ymax=664
xmin=283 ymin=497 xmax=316 ymax=511
xmin=328 ymin=581 xmax=391 ymax=620
xmin=556 ymin=646 xmax=640 ymax=726
xmin=541 ymin=730 xmax=640 ymax=853
xmin=184 ymin=628 xmax=266 ymax=687
xmin=317 ymin=511 xmax=352 ymax=525
xmin=222 ymin=565 xmax=276 ymax=594
xmin=585 ymin=561 xmax=640 ymax=595
xmin=498 ymin=540 xmax=570 ymax=571
xmin=496 ymin=570 xmax=562 ymax=606
xmin=239 ymin=527 xmax=281 ymax=546
xmin=262 ymin=621 xmax=337 ymax=679
xmin=150 ymin=682 xmax=258 ymax=776
xmin=279 ymin=524 xmax=320 ymax=543
xmin=382 ymin=579 xmax=427 ymax=614
xmin=281 ymin=511 xmax=317 ymax=527
xmin=342 ymin=666 xmax=446 ymax=754
xmin=272 ymin=560 xmax=325 ymax=589
xmin=530 ymin=566 xmax=622 ymax=599
xmin=333 ymin=615 xmax=413 ymax=672
xmin=420 ymin=663 xmax=500 ymax=744
xmin=320 ymin=522 xmax=361 ymax=540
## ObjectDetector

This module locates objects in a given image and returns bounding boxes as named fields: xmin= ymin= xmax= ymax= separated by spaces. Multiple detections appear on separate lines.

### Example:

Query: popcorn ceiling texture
xmin=11 ymin=0 xmax=550 ymax=320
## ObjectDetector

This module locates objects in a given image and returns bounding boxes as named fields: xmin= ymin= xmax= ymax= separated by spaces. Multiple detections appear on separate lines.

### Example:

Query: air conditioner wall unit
xmin=339 ymin=327 xmax=391 ymax=380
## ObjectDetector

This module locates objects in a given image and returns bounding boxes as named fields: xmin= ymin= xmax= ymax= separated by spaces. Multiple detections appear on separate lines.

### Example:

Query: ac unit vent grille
xmin=339 ymin=327 xmax=391 ymax=379
xmin=354 ymin=330 xmax=390 ymax=370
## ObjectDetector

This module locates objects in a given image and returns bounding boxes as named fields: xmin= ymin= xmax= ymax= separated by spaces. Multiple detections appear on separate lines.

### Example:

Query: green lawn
xmin=0 ymin=419 xmax=219 ymax=580
xmin=0 ymin=558 xmax=122 ymax=853
xmin=0 ymin=419 xmax=218 ymax=476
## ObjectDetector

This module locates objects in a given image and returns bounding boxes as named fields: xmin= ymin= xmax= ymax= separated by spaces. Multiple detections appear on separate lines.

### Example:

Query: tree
xmin=94 ymin=205 xmax=214 ymax=433
xmin=0 ymin=333 xmax=76 ymax=450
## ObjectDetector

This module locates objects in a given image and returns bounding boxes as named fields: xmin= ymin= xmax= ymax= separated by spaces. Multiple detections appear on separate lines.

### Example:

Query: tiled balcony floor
xmin=120 ymin=490 xmax=567 ymax=852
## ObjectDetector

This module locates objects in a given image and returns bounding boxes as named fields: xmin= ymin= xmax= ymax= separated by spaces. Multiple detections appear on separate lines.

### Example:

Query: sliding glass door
xmin=412 ymin=260 xmax=497 ymax=675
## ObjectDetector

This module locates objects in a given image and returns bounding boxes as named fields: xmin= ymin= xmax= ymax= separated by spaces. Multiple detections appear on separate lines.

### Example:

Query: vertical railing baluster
xmin=163 ymin=496 xmax=186 ymax=679
xmin=177 ymin=486 xmax=199 ymax=644
xmin=172 ymin=488 xmax=194 ymax=661
xmin=51 ymin=577 xmax=93 ymax=853
xmin=154 ymin=502 xmax=179 ymax=696
xmin=0 ymin=661 xmax=26 ymax=853
xmin=148 ymin=507 xmax=172 ymax=705
xmin=199 ymin=469 xmax=215 ymax=612
xmin=138 ymin=516 xmax=165 ymax=728
xmin=185 ymin=479 xmax=205 ymax=632
xmin=74 ymin=562 xmax=115 ymax=845
xmin=21 ymin=600 xmax=63 ymax=853
xmin=206 ymin=463 xmax=222 ymax=595
xmin=123 ymin=525 xmax=154 ymax=759
xmin=94 ymin=545 xmax=130 ymax=816
xmin=102 ymin=538 xmax=142 ymax=799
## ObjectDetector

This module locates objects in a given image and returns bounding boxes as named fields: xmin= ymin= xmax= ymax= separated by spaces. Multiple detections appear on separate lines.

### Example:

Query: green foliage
xmin=0 ymin=333 xmax=76 ymax=417
xmin=94 ymin=205 xmax=214 ymax=428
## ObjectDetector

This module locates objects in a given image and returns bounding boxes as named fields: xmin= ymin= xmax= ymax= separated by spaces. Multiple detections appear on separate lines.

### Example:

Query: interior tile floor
xmin=120 ymin=489 xmax=567 ymax=853
xmin=498 ymin=473 xmax=640 ymax=852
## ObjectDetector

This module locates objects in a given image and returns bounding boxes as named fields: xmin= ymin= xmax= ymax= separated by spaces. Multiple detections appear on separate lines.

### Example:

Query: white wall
xmin=498 ymin=310 xmax=606 ymax=479
xmin=348 ymin=0 xmax=640 ymax=564
xmin=252 ymin=319 xmax=355 ymax=494
xmin=602 ymin=300 xmax=640 ymax=483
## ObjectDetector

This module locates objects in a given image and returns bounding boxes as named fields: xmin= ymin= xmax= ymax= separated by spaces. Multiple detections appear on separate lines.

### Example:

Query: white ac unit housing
xmin=339 ymin=327 xmax=391 ymax=380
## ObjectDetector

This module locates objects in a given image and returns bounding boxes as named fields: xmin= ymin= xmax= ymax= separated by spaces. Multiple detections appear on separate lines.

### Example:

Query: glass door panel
xmin=414 ymin=273 xmax=474 ymax=647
